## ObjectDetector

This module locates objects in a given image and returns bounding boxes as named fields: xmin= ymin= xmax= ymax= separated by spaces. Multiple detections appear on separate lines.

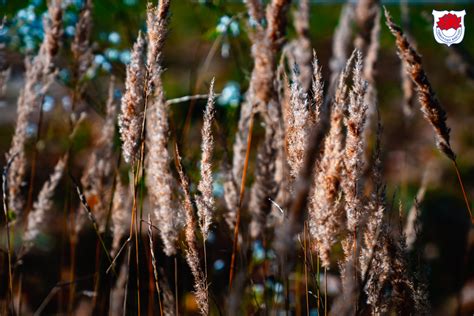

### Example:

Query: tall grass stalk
xmin=3 ymin=0 xmax=470 ymax=313
xmin=71 ymin=176 xmax=116 ymax=275
xmin=25 ymin=95 xmax=45 ymax=216
xmin=303 ymin=222 xmax=309 ymax=315
xmin=175 ymin=144 xmax=209 ymax=315
xmin=385 ymin=7 xmax=472 ymax=222
xmin=67 ymin=0 xmax=94 ymax=309
xmin=147 ymin=215 xmax=164 ymax=316
xmin=229 ymin=110 xmax=255 ymax=291
xmin=2 ymin=154 xmax=17 ymax=314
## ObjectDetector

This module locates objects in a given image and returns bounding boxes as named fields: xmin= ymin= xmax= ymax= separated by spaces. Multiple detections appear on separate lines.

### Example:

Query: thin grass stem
xmin=304 ymin=222 xmax=310 ymax=316
xmin=147 ymin=215 xmax=164 ymax=316
xmin=324 ymin=267 xmax=328 ymax=316
xmin=175 ymin=256 xmax=179 ymax=316
xmin=25 ymin=94 xmax=45 ymax=216
xmin=2 ymin=153 xmax=17 ymax=314
xmin=453 ymin=161 xmax=473 ymax=223
xmin=228 ymin=110 xmax=255 ymax=290
xmin=70 ymin=176 xmax=116 ymax=275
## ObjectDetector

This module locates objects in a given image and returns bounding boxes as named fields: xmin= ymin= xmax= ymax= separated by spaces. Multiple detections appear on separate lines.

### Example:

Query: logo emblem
xmin=432 ymin=10 xmax=466 ymax=46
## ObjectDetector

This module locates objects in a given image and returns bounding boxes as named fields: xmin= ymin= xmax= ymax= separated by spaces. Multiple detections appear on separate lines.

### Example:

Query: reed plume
xmin=146 ymin=0 xmax=171 ymax=88
xmin=329 ymin=4 xmax=354 ymax=90
xmin=77 ymin=77 xmax=117 ymax=233
xmin=110 ymin=176 xmax=131 ymax=258
xmin=0 ymin=1 xmax=448 ymax=313
xmin=229 ymin=0 xmax=290 ymax=233
xmin=145 ymin=0 xmax=179 ymax=256
xmin=248 ymin=116 xmax=278 ymax=239
xmin=118 ymin=32 xmax=146 ymax=164
xmin=273 ymin=55 xmax=339 ymax=258
xmin=404 ymin=165 xmax=432 ymax=251
xmin=308 ymin=60 xmax=351 ymax=267
xmin=357 ymin=122 xmax=418 ymax=314
xmin=40 ymin=0 xmax=63 ymax=71
xmin=364 ymin=228 xmax=417 ymax=314
xmin=273 ymin=103 xmax=329 ymax=260
xmin=247 ymin=0 xmax=291 ymax=236
xmin=354 ymin=0 xmax=380 ymax=54
xmin=405 ymin=198 xmax=422 ymax=252
xmin=362 ymin=7 xmax=381 ymax=112
xmin=146 ymin=70 xmax=180 ymax=256
xmin=232 ymin=0 xmax=290 ymax=181
xmin=286 ymin=68 xmax=310 ymax=180
xmin=360 ymin=120 xmax=384 ymax=275
xmin=363 ymin=230 xmax=395 ymax=313
xmin=228 ymin=0 xmax=266 ymax=213
xmin=175 ymin=148 xmax=209 ymax=315
xmin=195 ymin=79 xmax=216 ymax=240
xmin=310 ymin=51 xmax=324 ymax=126
xmin=148 ymin=103 xmax=181 ymax=258
xmin=307 ymin=51 xmax=355 ymax=265
xmin=342 ymin=50 xmax=368 ymax=232
xmin=265 ymin=0 xmax=291 ymax=49
xmin=5 ymin=91 xmax=29 ymax=216
xmin=253 ymin=0 xmax=290 ymax=115
xmin=23 ymin=156 xmax=67 ymax=252
xmin=245 ymin=0 xmax=264 ymax=24
xmin=285 ymin=0 xmax=312 ymax=91
xmin=71 ymin=0 xmax=93 ymax=82
xmin=272 ymin=61 xmax=291 ymax=216
xmin=385 ymin=8 xmax=455 ymax=161
xmin=6 ymin=0 xmax=63 ymax=216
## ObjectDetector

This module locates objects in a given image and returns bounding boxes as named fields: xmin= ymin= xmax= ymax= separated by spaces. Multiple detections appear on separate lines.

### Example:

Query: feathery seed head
xmin=385 ymin=8 xmax=455 ymax=161
xmin=196 ymin=78 xmax=216 ymax=240
xmin=23 ymin=156 xmax=67 ymax=251
xmin=72 ymin=0 xmax=93 ymax=80
xmin=119 ymin=31 xmax=146 ymax=164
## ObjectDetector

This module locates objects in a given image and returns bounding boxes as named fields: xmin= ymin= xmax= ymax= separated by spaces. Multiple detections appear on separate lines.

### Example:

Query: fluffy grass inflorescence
xmin=23 ymin=156 xmax=67 ymax=252
xmin=342 ymin=50 xmax=369 ymax=232
xmin=144 ymin=1 xmax=182 ymax=257
xmin=71 ymin=0 xmax=93 ymax=81
xmin=384 ymin=8 xmax=455 ymax=161
xmin=77 ymin=77 xmax=117 ymax=233
xmin=195 ymin=79 xmax=216 ymax=241
xmin=175 ymin=147 xmax=209 ymax=315
xmin=6 ymin=0 xmax=63 ymax=216
xmin=308 ymin=56 xmax=350 ymax=266
xmin=3 ymin=1 xmax=468 ymax=314
xmin=118 ymin=32 xmax=146 ymax=164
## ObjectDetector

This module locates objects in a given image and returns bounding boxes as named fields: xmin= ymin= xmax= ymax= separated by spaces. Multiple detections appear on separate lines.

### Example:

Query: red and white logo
xmin=432 ymin=10 xmax=466 ymax=46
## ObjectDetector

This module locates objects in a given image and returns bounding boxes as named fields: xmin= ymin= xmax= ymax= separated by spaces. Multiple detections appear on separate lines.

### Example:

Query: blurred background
xmin=1 ymin=0 xmax=474 ymax=314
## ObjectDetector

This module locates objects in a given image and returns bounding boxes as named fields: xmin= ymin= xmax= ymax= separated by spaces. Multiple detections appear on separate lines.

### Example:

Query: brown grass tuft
xmin=195 ymin=79 xmax=216 ymax=241
xmin=23 ymin=156 xmax=67 ymax=252
xmin=118 ymin=32 xmax=146 ymax=164
xmin=384 ymin=8 xmax=455 ymax=161
xmin=175 ymin=146 xmax=209 ymax=315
